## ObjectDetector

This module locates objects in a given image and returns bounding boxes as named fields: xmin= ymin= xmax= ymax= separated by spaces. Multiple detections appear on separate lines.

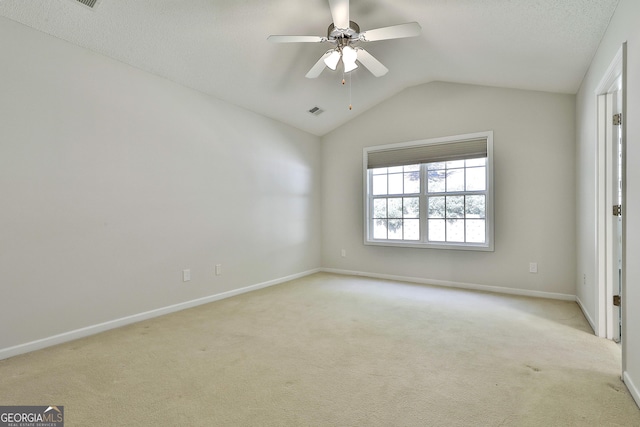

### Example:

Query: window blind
xmin=367 ymin=137 xmax=487 ymax=169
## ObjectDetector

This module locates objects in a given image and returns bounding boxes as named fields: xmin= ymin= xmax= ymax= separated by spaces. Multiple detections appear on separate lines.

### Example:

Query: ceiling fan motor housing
xmin=328 ymin=21 xmax=360 ymax=45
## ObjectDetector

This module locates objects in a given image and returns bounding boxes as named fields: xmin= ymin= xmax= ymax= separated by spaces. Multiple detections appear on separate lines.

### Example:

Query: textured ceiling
xmin=0 ymin=0 xmax=620 ymax=136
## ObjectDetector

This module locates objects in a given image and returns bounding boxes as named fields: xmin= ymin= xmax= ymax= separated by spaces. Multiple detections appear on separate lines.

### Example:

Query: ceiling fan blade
xmin=328 ymin=0 xmax=350 ymax=29
xmin=360 ymin=22 xmax=422 ymax=42
xmin=268 ymin=35 xmax=325 ymax=43
xmin=305 ymin=51 xmax=334 ymax=79
xmin=355 ymin=48 xmax=388 ymax=77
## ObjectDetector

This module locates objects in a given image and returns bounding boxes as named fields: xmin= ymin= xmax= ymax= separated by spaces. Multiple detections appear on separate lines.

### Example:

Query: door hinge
xmin=613 ymin=113 xmax=623 ymax=126
xmin=613 ymin=295 xmax=621 ymax=307
xmin=613 ymin=205 xmax=622 ymax=216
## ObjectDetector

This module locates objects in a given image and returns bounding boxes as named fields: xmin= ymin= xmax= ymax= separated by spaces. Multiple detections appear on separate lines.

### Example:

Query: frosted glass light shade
xmin=324 ymin=50 xmax=341 ymax=70
xmin=342 ymin=46 xmax=358 ymax=72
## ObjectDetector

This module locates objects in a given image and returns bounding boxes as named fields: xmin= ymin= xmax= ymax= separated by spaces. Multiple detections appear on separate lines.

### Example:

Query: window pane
xmin=388 ymin=198 xmax=403 ymax=218
xmin=446 ymin=196 xmax=464 ymax=218
xmin=465 ymin=195 xmax=485 ymax=218
xmin=446 ymin=219 xmax=465 ymax=242
xmin=373 ymin=199 xmax=387 ymax=218
xmin=404 ymin=219 xmax=420 ymax=240
xmin=427 ymin=162 xmax=445 ymax=170
xmin=446 ymin=169 xmax=464 ymax=192
xmin=372 ymin=167 xmax=388 ymax=175
xmin=388 ymin=173 xmax=403 ymax=194
xmin=373 ymin=175 xmax=387 ymax=195
xmin=428 ymin=196 xmax=445 ymax=218
xmin=427 ymin=169 xmax=446 ymax=193
xmin=373 ymin=219 xmax=387 ymax=239
xmin=466 ymin=220 xmax=486 ymax=243
xmin=404 ymin=197 xmax=419 ymax=218
xmin=466 ymin=167 xmax=486 ymax=191
xmin=466 ymin=158 xmax=486 ymax=167
xmin=388 ymin=219 xmax=403 ymax=239
xmin=388 ymin=166 xmax=403 ymax=173
xmin=446 ymin=160 xmax=465 ymax=169
xmin=404 ymin=172 xmax=420 ymax=194
xmin=428 ymin=219 xmax=445 ymax=241
xmin=404 ymin=164 xmax=420 ymax=172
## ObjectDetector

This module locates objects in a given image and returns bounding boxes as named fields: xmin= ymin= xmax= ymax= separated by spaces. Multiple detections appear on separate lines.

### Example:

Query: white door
xmin=600 ymin=86 xmax=623 ymax=342
xmin=612 ymin=89 xmax=623 ymax=343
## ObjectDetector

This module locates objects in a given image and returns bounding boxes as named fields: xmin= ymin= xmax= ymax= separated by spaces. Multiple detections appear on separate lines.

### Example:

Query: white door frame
xmin=595 ymin=43 xmax=627 ymax=355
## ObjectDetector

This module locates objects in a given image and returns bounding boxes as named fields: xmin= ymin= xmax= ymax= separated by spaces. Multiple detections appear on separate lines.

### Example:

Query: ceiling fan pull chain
xmin=349 ymin=72 xmax=353 ymax=110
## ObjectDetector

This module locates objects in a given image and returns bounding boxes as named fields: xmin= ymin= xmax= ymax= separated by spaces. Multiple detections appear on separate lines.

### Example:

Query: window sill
xmin=364 ymin=239 xmax=494 ymax=252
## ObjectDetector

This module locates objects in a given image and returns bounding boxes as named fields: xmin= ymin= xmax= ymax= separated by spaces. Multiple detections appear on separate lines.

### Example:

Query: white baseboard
xmin=0 ymin=268 xmax=321 ymax=361
xmin=321 ymin=268 xmax=576 ymax=301
xmin=624 ymin=371 xmax=640 ymax=409
xmin=576 ymin=296 xmax=597 ymax=335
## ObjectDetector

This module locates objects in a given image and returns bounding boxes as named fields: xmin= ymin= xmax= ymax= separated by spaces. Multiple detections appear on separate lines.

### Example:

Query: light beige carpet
xmin=1 ymin=273 xmax=639 ymax=426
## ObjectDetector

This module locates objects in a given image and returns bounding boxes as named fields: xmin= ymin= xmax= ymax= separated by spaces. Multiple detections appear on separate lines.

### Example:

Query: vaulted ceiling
xmin=0 ymin=0 xmax=620 ymax=135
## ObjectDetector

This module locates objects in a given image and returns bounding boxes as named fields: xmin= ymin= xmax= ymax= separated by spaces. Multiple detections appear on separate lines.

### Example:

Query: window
xmin=364 ymin=131 xmax=493 ymax=251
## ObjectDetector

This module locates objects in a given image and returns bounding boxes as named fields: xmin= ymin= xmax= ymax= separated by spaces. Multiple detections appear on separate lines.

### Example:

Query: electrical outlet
xmin=215 ymin=264 xmax=222 ymax=276
xmin=529 ymin=262 xmax=538 ymax=273
xmin=183 ymin=269 xmax=191 ymax=282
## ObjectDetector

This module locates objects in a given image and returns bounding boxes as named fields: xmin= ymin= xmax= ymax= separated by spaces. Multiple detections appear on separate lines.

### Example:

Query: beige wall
xmin=321 ymin=81 xmax=576 ymax=297
xmin=576 ymin=0 xmax=640 ymax=406
xmin=0 ymin=18 xmax=322 ymax=353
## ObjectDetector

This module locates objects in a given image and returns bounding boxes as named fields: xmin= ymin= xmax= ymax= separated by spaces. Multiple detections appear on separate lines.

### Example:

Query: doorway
xmin=596 ymin=43 xmax=626 ymax=347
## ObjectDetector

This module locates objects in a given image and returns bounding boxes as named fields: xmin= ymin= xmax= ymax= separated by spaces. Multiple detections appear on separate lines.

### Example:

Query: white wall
xmin=576 ymin=0 xmax=640 ymax=406
xmin=322 ymin=82 xmax=576 ymax=297
xmin=0 ymin=18 xmax=322 ymax=352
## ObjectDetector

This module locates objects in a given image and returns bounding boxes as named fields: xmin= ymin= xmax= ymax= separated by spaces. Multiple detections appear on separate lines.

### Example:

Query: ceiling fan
xmin=267 ymin=0 xmax=421 ymax=79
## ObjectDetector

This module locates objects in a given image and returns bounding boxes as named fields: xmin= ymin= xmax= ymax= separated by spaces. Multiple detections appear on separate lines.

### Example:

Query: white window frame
xmin=363 ymin=131 xmax=494 ymax=251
